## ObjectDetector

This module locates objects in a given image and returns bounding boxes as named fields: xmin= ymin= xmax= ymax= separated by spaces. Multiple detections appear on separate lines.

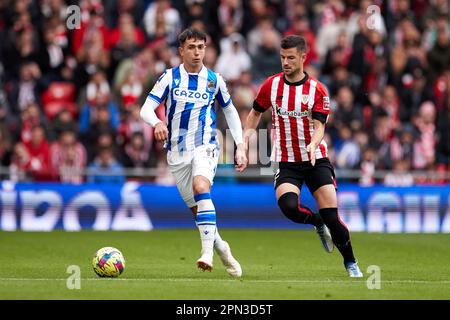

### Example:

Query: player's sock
xmin=319 ymin=208 xmax=356 ymax=264
xmin=214 ymin=229 xmax=227 ymax=252
xmin=278 ymin=192 xmax=323 ymax=227
xmin=194 ymin=193 xmax=216 ymax=257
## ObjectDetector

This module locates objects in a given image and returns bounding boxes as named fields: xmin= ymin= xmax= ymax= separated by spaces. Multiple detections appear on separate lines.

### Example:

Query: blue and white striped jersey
xmin=147 ymin=64 xmax=233 ymax=152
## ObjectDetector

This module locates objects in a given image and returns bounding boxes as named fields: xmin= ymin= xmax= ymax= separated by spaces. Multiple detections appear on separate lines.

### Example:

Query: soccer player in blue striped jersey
xmin=140 ymin=28 xmax=247 ymax=277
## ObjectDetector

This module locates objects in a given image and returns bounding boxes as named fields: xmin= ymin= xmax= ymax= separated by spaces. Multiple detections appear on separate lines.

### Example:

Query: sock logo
xmin=204 ymin=231 xmax=209 ymax=235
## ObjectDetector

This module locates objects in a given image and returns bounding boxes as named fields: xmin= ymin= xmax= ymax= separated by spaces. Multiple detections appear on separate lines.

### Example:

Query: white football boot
xmin=215 ymin=241 xmax=242 ymax=277
xmin=196 ymin=250 xmax=213 ymax=272
xmin=345 ymin=261 xmax=364 ymax=278
xmin=314 ymin=224 xmax=334 ymax=253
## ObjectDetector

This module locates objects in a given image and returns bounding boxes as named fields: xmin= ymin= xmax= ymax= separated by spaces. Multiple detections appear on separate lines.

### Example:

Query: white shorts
xmin=167 ymin=144 xmax=219 ymax=208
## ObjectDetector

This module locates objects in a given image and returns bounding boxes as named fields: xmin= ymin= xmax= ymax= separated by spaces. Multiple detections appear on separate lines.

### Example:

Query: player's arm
xmin=306 ymin=119 xmax=325 ymax=166
xmin=216 ymin=75 xmax=247 ymax=172
xmin=306 ymin=84 xmax=330 ymax=166
xmin=140 ymin=71 xmax=170 ymax=142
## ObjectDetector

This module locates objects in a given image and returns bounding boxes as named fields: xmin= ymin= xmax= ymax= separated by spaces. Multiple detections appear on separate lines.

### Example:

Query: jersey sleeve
xmin=147 ymin=70 xmax=170 ymax=106
xmin=312 ymin=83 xmax=330 ymax=124
xmin=215 ymin=74 xmax=233 ymax=108
xmin=253 ymin=78 xmax=272 ymax=113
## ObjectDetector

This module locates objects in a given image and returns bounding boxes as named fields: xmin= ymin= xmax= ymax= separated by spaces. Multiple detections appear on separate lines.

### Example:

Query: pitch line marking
xmin=1 ymin=278 xmax=450 ymax=284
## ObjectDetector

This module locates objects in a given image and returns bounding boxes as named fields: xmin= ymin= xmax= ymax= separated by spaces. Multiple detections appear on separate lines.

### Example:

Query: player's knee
xmin=277 ymin=192 xmax=299 ymax=218
xmin=192 ymin=177 xmax=210 ymax=195
xmin=319 ymin=208 xmax=339 ymax=225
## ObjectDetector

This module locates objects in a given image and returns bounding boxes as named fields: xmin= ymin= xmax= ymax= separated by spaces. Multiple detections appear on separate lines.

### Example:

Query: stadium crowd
xmin=0 ymin=0 xmax=449 ymax=185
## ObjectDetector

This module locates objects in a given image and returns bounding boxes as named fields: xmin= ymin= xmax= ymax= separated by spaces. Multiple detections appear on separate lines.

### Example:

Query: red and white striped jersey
xmin=253 ymin=72 xmax=330 ymax=163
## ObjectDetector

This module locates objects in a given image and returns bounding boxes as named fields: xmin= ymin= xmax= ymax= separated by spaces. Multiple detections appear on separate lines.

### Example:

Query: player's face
xmin=280 ymin=47 xmax=306 ymax=77
xmin=179 ymin=38 xmax=206 ymax=71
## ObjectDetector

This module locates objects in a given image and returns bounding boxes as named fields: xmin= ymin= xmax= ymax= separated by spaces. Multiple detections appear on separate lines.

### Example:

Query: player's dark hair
xmin=281 ymin=35 xmax=307 ymax=53
xmin=178 ymin=28 xmax=207 ymax=46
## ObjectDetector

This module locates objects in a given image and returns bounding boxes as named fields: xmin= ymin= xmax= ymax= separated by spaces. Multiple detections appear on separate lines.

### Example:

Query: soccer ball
xmin=92 ymin=247 xmax=126 ymax=278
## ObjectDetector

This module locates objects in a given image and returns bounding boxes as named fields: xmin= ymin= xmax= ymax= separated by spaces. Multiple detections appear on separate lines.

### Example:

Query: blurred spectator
xmin=118 ymin=103 xmax=153 ymax=153
xmin=383 ymin=159 xmax=414 ymax=186
xmin=333 ymin=86 xmax=363 ymax=131
xmin=19 ymin=103 xmax=49 ymax=144
xmin=388 ymin=124 xmax=416 ymax=169
xmin=118 ymin=72 xmax=143 ymax=110
xmin=427 ymin=22 xmax=450 ymax=81
xmin=412 ymin=101 xmax=437 ymax=169
xmin=85 ymin=70 xmax=110 ymax=106
xmin=104 ymin=0 xmax=145 ymax=29
xmin=50 ymin=109 xmax=77 ymax=139
xmin=22 ymin=125 xmax=52 ymax=181
xmin=6 ymin=62 xmax=43 ymax=114
xmin=87 ymin=146 xmax=125 ymax=184
xmin=122 ymin=132 xmax=150 ymax=168
xmin=109 ymin=13 xmax=144 ymax=76
xmin=79 ymin=94 xmax=119 ymax=136
xmin=335 ymin=126 xmax=360 ymax=169
xmin=359 ymin=148 xmax=377 ymax=186
xmin=143 ymin=0 xmax=181 ymax=45
xmin=398 ymin=67 xmax=431 ymax=122
xmin=436 ymin=95 xmax=450 ymax=168
xmin=251 ymin=29 xmax=280 ymax=84
xmin=50 ymin=130 xmax=87 ymax=184
xmin=284 ymin=13 xmax=319 ymax=67
xmin=216 ymin=33 xmax=251 ymax=83
xmin=218 ymin=0 xmax=243 ymax=35
xmin=247 ymin=15 xmax=280 ymax=56
xmin=321 ymin=31 xmax=352 ymax=78
xmin=0 ymin=123 xmax=12 ymax=167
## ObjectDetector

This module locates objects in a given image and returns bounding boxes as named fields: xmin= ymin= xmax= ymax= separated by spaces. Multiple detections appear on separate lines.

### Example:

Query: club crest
xmin=301 ymin=95 xmax=309 ymax=104
xmin=207 ymin=80 xmax=215 ymax=92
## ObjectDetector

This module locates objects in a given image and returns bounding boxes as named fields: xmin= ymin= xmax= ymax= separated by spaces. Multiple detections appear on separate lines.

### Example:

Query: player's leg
xmin=276 ymin=182 xmax=323 ymax=226
xmin=307 ymin=161 xmax=363 ymax=277
xmin=276 ymin=182 xmax=333 ymax=252
xmin=192 ymin=145 xmax=242 ymax=277
xmin=192 ymin=175 xmax=216 ymax=271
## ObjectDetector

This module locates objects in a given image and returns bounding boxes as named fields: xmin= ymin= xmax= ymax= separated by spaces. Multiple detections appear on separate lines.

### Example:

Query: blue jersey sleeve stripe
xmin=148 ymin=93 xmax=162 ymax=104
xmin=166 ymin=67 xmax=180 ymax=150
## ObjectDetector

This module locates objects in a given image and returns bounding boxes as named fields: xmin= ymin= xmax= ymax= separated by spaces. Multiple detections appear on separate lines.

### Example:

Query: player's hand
xmin=306 ymin=142 xmax=317 ymax=166
xmin=154 ymin=122 xmax=168 ymax=142
xmin=235 ymin=144 xmax=248 ymax=172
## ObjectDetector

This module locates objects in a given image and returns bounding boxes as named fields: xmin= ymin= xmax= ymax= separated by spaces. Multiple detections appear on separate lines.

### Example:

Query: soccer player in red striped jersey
xmin=242 ymin=35 xmax=363 ymax=277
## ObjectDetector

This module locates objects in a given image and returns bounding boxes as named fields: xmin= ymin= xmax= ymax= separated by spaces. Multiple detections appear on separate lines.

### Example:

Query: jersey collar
xmin=283 ymin=71 xmax=309 ymax=86
xmin=181 ymin=63 xmax=205 ymax=75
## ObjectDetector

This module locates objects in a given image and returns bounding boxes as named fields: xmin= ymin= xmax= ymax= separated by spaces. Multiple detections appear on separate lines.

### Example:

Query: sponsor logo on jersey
xmin=174 ymin=88 xmax=209 ymax=103
xmin=174 ymin=79 xmax=180 ymax=86
xmin=275 ymin=106 xmax=310 ymax=118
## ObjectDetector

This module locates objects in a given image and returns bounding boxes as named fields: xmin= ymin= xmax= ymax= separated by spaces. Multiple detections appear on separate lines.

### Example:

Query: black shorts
xmin=274 ymin=158 xmax=337 ymax=194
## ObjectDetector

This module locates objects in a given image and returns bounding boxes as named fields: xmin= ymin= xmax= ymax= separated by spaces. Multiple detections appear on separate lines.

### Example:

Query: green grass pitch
xmin=0 ymin=230 xmax=449 ymax=299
